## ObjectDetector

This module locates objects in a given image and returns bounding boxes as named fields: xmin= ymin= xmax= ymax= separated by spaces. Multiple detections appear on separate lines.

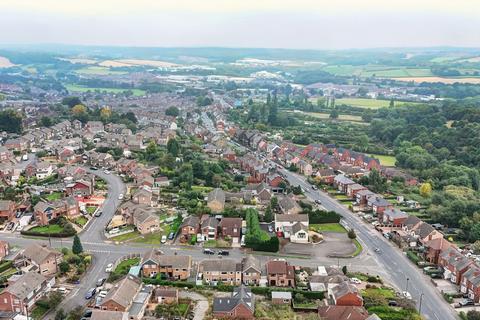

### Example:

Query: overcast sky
xmin=1 ymin=0 xmax=479 ymax=49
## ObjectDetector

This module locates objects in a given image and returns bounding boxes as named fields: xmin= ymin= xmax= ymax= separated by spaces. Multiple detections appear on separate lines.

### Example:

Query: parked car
xmin=161 ymin=235 xmax=167 ymax=243
xmin=312 ymin=185 xmax=318 ymax=190
xmin=314 ymin=199 xmax=322 ymax=205
xmin=95 ymin=211 xmax=102 ymax=217
xmin=6 ymin=222 xmax=15 ymax=231
xmin=16 ymin=225 xmax=23 ymax=232
xmin=268 ymin=225 xmax=274 ymax=233
xmin=105 ymin=263 xmax=113 ymax=273
xmin=98 ymin=290 xmax=108 ymax=298
xmin=109 ymin=228 xmax=119 ymax=235
xmin=96 ymin=278 xmax=106 ymax=286
xmin=89 ymin=167 xmax=98 ymax=171
xmin=104 ymin=170 xmax=110 ymax=175
xmin=118 ymin=194 xmax=124 ymax=200
xmin=388 ymin=300 xmax=398 ymax=307
xmin=203 ymin=249 xmax=215 ymax=255
xmin=402 ymin=291 xmax=412 ymax=300
xmin=85 ymin=288 xmax=96 ymax=299
xmin=350 ymin=277 xmax=361 ymax=284
xmin=218 ymin=250 xmax=229 ymax=256
xmin=168 ymin=232 xmax=175 ymax=240
xmin=455 ymin=299 xmax=475 ymax=308
xmin=82 ymin=310 xmax=93 ymax=318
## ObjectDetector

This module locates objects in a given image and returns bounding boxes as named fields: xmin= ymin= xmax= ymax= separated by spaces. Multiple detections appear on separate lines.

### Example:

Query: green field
xmin=75 ymin=66 xmax=127 ymax=75
xmin=322 ymin=64 xmax=434 ymax=78
xmin=45 ymin=192 xmax=63 ymax=201
xmin=303 ymin=112 xmax=365 ymax=123
xmin=370 ymin=154 xmax=396 ymax=166
xmin=65 ymin=84 xmax=146 ymax=96
xmin=310 ymin=223 xmax=346 ymax=233
xmin=336 ymin=98 xmax=419 ymax=109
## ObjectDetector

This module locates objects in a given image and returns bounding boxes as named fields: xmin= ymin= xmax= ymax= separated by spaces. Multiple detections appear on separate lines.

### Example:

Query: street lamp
xmin=405 ymin=277 xmax=410 ymax=292
xmin=419 ymin=292 xmax=424 ymax=313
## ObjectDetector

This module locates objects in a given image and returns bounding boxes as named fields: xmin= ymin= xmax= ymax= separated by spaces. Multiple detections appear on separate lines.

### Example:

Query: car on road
xmin=118 ymin=193 xmax=124 ymax=200
xmin=203 ymin=249 xmax=215 ymax=255
xmin=104 ymin=170 xmax=110 ymax=174
xmin=85 ymin=288 xmax=96 ymax=299
xmin=168 ymin=232 xmax=175 ymax=240
xmin=6 ymin=222 xmax=14 ymax=231
xmin=161 ymin=235 xmax=167 ymax=243
xmin=314 ymin=199 xmax=322 ymax=205
xmin=374 ymin=248 xmax=381 ymax=253
xmin=455 ymin=299 xmax=475 ymax=308
xmin=312 ymin=185 xmax=318 ymax=190
xmin=95 ymin=211 xmax=102 ymax=217
xmin=89 ymin=167 xmax=98 ymax=170
xmin=96 ymin=278 xmax=106 ymax=286
xmin=218 ymin=250 xmax=229 ymax=256
xmin=268 ymin=225 xmax=274 ymax=233
xmin=105 ymin=263 xmax=114 ymax=273
xmin=22 ymin=154 xmax=28 ymax=161
xmin=402 ymin=291 xmax=412 ymax=300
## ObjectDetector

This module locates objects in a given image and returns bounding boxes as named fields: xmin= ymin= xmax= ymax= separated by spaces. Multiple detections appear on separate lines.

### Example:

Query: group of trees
xmin=0 ymin=109 xmax=23 ymax=133
xmin=244 ymin=208 xmax=279 ymax=252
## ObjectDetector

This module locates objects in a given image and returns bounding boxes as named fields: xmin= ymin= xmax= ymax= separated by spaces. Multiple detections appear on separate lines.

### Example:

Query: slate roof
xmin=213 ymin=286 xmax=254 ymax=313
xmin=275 ymin=214 xmax=309 ymax=223
xmin=101 ymin=275 xmax=142 ymax=309
xmin=208 ymin=188 xmax=226 ymax=204
xmin=200 ymin=259 xmax=242 ymax=272
xmin=6 ymin=271 xmax=47 ymax=300
xmin=23 ymin=243 xmax=61 ymax=265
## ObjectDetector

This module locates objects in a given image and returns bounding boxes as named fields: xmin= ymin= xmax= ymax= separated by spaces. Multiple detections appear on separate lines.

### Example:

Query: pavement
xmin=277 ymin=165 xmax=458 ymax=320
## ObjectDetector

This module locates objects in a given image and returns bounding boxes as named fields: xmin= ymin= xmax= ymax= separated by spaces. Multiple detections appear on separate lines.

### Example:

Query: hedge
xmin=0 ymin=261 xmax=12 ymax=274
xmin=406 ymin=250 xmax=420 ymax=264
xmin=245 ymin=236 xmax=279 ymax=252
xmin=21 ymin=229 xmax=76 ymax=238
xmin=309 ymin=210 xmax=341 ymax=224
xmin=142 ymin=278 xmax=324 ymax=299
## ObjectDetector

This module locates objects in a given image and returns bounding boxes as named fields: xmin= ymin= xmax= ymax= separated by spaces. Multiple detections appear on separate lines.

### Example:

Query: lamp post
xmin=405 ymin=277 xmax=410 ymax=292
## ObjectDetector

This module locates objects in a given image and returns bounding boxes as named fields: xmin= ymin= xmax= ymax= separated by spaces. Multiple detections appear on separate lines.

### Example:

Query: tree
xmin=48 ymin=291 xmax=63 ymax=308
xmin=472 ymin=240 xmax=480 ymax=254
xmin=67 ymin=306 xmax=84 ymax=320
xmin=165 ymin=106 xmax=180 ymax=117
xmin=62 ymin=96 xmax=81 ymax=108
xmin=40 ymin=116 xmax=53 ymax=127
xmin=329 ymin=107 xmax=339 ymax=119
xmin=167 ymin=138 xmax=180 ymax=157
xmin=58 ymin=261 xmax=70 ymax=274
xmin=71 ymin=104 xmax=87 ymax=116
xmin=100 ymin=107 xmax=112 ymax=120
xmin=55 ymin=308 xmax=66 ymax=320
xmin=389 ymin=98 xmax=395 ymax=108
xmin=0 ymin=110 xmax=23 ymax=133
xmin=72 ymin=235 xmax=83 ymax=254
xmin=347 ymin=228 xmax=357 ymax=240
xmin=264 ymin=205 xmax=273 ymax=223
xmin=467 ymin=310 xmax=480 ymax=320
xmin=419 ymin=182 xmax=433 ymax=198
xmin=342 ymin=265 xmax=348 ymax=275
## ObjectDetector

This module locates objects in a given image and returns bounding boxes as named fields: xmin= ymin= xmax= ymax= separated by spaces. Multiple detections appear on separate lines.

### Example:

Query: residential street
xmin=278 ymin=166 xmax=457 ymax=320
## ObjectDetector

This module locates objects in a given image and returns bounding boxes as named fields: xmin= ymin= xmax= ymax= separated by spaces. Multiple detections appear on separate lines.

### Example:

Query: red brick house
xmin=212 ymin=286 xmax=255 ymax=320
xmin=99 ymin=275 xmax=141 ymax=312
xmin=219 ymin=217 xmax=242 ymax=243
xmin=0 ymin=200 xmax=15 ymax=221
xmin=331 ymin=282 xmax=363 ymax=306
xmin=65 ymin=180 xmax=93 ymax=197
xmin=318 ymin=306 xmax=370 ymax=320
xmin=33 ymin=197 xmax=80 ymax=226
xmin=266 ymin=260 xmax=295 ymax=287
xmin=382 ymin=208 xmax=408 ymax=226
xmin=439 ymin=247 xmax=474 ymax=285
xmin=461 ymin=264 xmax=480 ymax=302
xmin=179 ymin=216 xmax=200 ymax=242
xmin=424 ymin=238 xmax=453 ymax=264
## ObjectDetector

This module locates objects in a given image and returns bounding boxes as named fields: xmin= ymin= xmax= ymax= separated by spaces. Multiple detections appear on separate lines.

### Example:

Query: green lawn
xmin=65 ymin=84 xmax=146 ymax=96
xmin=310 ymin=223 xmax=346 ymax=233
xmin=367 ymin=306 xmax=421 ymax=320
xmin=31 ymin=305 xmax=49 ymax=320
xmin=45 ymin=192 xmax=63 ymax=201
xmin=110 ymin=230 xmax=140 ymax=242
xmin=114 ymin=257 xmax=140 ymax=275
xmin=133 ymin=231 xmax=163 ymax=244
xmin=74 ymin=216 xmax=88 ymax=226
xmin=86 ymin=206 xmax=97 ymax=215
xmin=29 ymin=224 xmax=65 ymax=234
xmin=370 ymin=154 xmax=396 ymax=167
xmin=336 ymin=98 xmax=420 ymax=109
xmin=75 ymin=66 xmax=127 ymax=75
xmin=362 ymin=287 xmax=396 ymax=299
xmin=353 ymin=239 xmax=363 ymax=256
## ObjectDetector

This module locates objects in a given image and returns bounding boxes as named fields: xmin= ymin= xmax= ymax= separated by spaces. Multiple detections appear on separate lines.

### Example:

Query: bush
xmin=308 ymin=210 xmax=341 ymax=224
xmin=0 ymin=261 xmax=12 ymax=273
xmin=367 ymin=276 xmax=383 ymax=284
xmin=406 ymin=251 xmax=420 ymax=264
xmin=189 ymin=235 xmax=197 ymax=245
xmin=245 ymin=236 xmax=279 ymax=252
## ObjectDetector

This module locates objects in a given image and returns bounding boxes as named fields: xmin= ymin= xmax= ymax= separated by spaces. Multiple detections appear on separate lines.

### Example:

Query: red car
xmin=276 ymin=231 xmax=284 ymax=238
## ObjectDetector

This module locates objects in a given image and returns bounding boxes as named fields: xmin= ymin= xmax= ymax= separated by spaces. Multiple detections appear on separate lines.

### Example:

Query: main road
xmin=278 ymin=165 xmax=457 ymax=320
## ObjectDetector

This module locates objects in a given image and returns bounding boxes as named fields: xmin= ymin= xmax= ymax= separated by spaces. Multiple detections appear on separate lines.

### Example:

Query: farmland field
xmin=75 ymin=66 xmax=127 ymax=75
xmin=336 ymin=98 xmax=419 ymax=109
xmin=392 ymin=76 xmax=480 ymax=84
xmin=65 ymin=84 xmax=146 ymax=96
xmin=99 ymin=59 xmax=178 ymax=68
xmin=370 ymin=154 xmax=396 ymax=166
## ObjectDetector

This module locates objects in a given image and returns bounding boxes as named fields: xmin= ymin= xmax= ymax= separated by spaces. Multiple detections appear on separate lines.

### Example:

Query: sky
xmin=0 ymin=0 xmax=479 ymax=49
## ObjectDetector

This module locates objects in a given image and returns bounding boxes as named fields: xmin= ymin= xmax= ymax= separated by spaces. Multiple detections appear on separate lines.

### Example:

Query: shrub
xmin=406 ymin=251 xmax=420 ymax=264
xmin=308 ymin=210 xmax=341 ymax=224
xmin=0 ymin=261 xmax=12 ymax=273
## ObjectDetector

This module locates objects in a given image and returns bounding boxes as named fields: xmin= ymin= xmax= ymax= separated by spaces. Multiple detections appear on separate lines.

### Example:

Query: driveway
xmin=282 ymin=233 xmax=355 ymax=257
xmin=179 ymin=290 xmax=208 ymax=320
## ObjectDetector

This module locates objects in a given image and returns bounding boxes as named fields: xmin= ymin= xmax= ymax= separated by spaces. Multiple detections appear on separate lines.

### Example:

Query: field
xmin=75 ymin=66 xmax=127 ymax=75
xmin=336 ymin=98 xmax=419 ymax=109
xmin=65 ymin=84 xmax=146 ymax=96
xmin=0 ymin=56 xmax=15 ymax=68
xmin=370 ymin=154 xmax=396 ymax=166
xmin=392 ymin=76 xmax=480 ymax=84
xmin=304 ymin=112 xmax=364 ymax=122
xmin=99 ymin=59 xmax=178 ymax=68
xmin=322 ymin=65 xmax=433 ymax=78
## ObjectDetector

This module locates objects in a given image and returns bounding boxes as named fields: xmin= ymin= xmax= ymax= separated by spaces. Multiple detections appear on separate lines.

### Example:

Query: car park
xmin=85 ymin=288 xmax=96 ymax=299
xmin=203 ymin=249 xmax=215 ymax=255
